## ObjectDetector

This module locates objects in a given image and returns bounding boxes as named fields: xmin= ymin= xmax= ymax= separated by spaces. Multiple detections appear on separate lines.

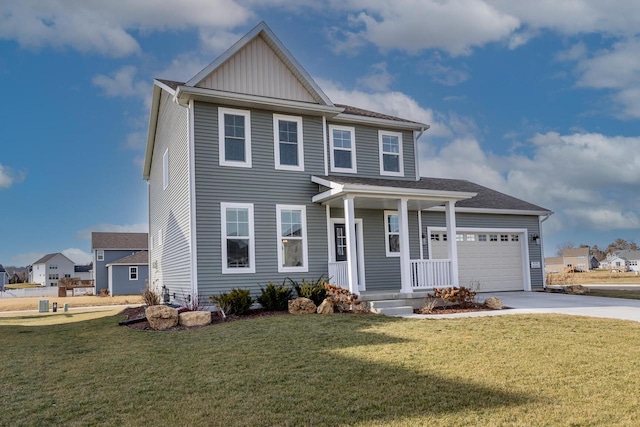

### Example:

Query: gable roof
xmin=107 ymin=251 xmax=149 ymax=266
xmin=0 ymin=264 xmax=5 ymax=273
xmin=91 ymin=232 xmax=148 ymax=250
xmin=616 ymin=250 xmax=640 ymax=261
xmin=32 ymin=252 xmax=75 ymax=265
xmin=562 ymin=247 xmax=589 ymax=258
xmin=545 ymin=257 xmax=563 ymax=265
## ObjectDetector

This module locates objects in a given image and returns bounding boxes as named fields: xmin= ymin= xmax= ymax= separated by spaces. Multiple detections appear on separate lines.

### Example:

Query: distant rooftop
xmin=91 ymin=232 xmax=148 ymax=250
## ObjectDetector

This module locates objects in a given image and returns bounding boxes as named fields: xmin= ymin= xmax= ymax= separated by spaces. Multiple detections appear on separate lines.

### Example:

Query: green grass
xmin=3 ymin=283 xmax=42 ymax=289
xmin=585 ymin=289 xmax=640 ymax=300
xmin=1 ymin=313 xmax=640 ymax=426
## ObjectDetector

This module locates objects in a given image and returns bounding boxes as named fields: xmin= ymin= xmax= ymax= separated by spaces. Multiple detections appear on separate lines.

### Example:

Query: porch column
xmin=398 ymin=198 xmax=412 ymax=293
xmin=445 ymin=200 xmax=459 ymax=286
xmin=343 ymin=196 xmax=359 ymax=295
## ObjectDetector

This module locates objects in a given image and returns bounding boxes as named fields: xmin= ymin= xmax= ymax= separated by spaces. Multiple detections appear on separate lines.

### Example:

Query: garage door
xmin=430 ymin=231 xmax=525 ymax=292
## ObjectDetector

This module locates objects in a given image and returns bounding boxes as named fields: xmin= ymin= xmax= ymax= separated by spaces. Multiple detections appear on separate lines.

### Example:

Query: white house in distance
xmin=29 ymin=253 xmax=76 ymax=287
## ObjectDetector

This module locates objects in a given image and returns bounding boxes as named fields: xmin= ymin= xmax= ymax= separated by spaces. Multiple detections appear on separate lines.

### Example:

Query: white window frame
xmin=129 ymin=266 xmax=138 ymax=281
xmin=158 ymin=229 xmax=163 ymax=246
xmin=329 ymin=124 xmax=357 ymax=173
xmin=97 ymin=250 xmax=104 ymax=262
xmin=163 ymin=148 xmax=169 ymax=190
xmin=384 ymin=210 xmax=400 ymax=257
xmin=276 ymin=205 xmax=308 ymax=273
xmin=273 ymin=114 xmax=304 ymax=171
xmin=221 ymin=202 xmax=255 ymax=274
xmin=219 ymin=107 xmax=252 ymax=168
xmin=378 ymin=130 xmax=404 ymax=177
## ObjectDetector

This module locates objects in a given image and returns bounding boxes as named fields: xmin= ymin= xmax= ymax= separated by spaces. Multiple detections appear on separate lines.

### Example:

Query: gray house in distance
xmin=0 ymin=265 xmax=7 ymax=290
xmin=91 ymin=232 xmax=148 ymax=296
xmin=143 ymin=22 xmax=552 ymax=306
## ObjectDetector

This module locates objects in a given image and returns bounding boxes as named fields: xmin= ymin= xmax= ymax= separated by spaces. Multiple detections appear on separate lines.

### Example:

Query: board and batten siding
xmin=193 ymin=102 xmax=328 ymax=296
xmin=196 ymin=35 xmax=317 ymax=104
xmin=326 ymin=123 xmax=416 ymax=180
xmin=421 ymin=211 xmax=544 ymax=288
xmin=149 ymin=91 xmax=192 ymax=302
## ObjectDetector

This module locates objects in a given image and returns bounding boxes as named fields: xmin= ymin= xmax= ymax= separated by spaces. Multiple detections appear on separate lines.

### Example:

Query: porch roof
xmin=311 ymin=176 xmax=477 ymax=210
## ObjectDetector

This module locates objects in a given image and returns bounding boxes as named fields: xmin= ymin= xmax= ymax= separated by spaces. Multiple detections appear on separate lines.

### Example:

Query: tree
xmin=591 ymin=244 xmax=606 ymax=261
xmin=556 ymin=241 xmax=575 ymax=256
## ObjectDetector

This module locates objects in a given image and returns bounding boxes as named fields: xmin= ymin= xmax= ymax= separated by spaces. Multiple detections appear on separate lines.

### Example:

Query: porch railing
xmin=328 ymin=261 xmax=348 ymax=288
xmin=410 ymin=259 xmax=452 ymax=289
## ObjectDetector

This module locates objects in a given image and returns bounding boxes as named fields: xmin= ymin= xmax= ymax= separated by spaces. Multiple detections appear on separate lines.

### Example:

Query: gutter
xmin=414 ymin=126 xmax=427 ymax=181
xmin=539 ymin=212 xmax=553 ymax=289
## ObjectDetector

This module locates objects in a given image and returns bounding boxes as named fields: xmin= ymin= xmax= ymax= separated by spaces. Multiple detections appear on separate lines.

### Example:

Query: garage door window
xmin=511 ymin=235 xmax=519 ymax=242
xmin=478 ymin=235 xmax=487 ymax=242
xmin=490 ymin=234 xmax=498 ymax=241
xmin=456 ymin=234 xmax=464 ymax=242
xmin=466 ymin=234 xmax=476 ymax=241
xmin=501 ymin=234 xmax=508 ymax=241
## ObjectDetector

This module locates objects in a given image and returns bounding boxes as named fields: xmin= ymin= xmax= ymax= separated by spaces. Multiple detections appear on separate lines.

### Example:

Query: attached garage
xmin=428 ymin=228 xmax=531 ymax=292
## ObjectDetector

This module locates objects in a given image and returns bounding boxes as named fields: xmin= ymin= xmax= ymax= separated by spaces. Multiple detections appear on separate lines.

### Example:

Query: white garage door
xmin=430 ymin=231 xmax=525 ymax=292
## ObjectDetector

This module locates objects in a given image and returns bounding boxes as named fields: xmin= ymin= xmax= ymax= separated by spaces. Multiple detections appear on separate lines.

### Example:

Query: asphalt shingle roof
xmin=91 ymin=233 xmax=148 ymax=250
xmin=74 ymin=264 xmax=92 ymax=273
xmin=32 ymin=253 xmax=65 ymax=265
xmin=334 ymin=104 xmax=425 ymax=125
xmin=108 ymin=251 xmax=149 ymax=265
xmin=562 ymin=247 xmax=590 ymax=257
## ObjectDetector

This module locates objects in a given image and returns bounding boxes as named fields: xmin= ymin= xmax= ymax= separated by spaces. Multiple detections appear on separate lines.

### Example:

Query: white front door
xmin=330 ymin=219 xmax=366 ymax=291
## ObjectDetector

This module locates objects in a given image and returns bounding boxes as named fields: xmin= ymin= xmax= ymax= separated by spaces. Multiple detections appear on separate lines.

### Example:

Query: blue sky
xmin=1 ymin=1 xmax=639 ymax=266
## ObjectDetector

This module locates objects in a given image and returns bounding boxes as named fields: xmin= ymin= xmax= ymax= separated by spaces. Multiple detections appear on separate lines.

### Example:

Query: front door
xmin=331 ymin=221 xmax=365 ymax=291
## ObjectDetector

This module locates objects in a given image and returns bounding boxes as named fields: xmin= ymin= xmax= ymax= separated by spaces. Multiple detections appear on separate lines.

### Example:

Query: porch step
xmin=368 ymin=299 xmax=411 ymax=310
xmin=373 ymin=306 xmax=415 ymax=316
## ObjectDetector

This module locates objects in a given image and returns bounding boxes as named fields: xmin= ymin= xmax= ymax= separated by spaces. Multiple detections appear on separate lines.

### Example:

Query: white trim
xmin=325 ymin=205 xmax=332 ymax=262
xmin=418 ymin=211 xmax=424 ymax=260
xmin=219 ymin=107 xmax=252 ymax=168
xmin=426 ymin=206 xmax=552 ymax=216
xmin=273 ymin=114 xmax=304 ymax=171
xmin=107 ymin=265 xmax=113 ymax=296
xmin=220 ymin=202 xmax=255 ymax=274
xmin=378 ymin=130 xmax=404 ymax=177
xmin=384 ymin=210 xmax=400 ymax=257
xmin=427 ymin=226 xmax=532 ymax=292
xmin=329 ymin=124 xmax=357 ymax=174
xmin=322 ymin=116 xmax=328 ymax=176
xmin=329 ymin=217 xmax=366 ymax=291
xmin=330 ymin=113 xmax=428 ymax=131
xmin=188 ymin=99 xmax=199 ymax=302
xmin=162 ymin=148 xmax=169 ymax=190
xmin=97 ymin=250 xmax=104 ymax=262
xmin=129 ymin=266 xmax=138 ymax=281
xmin=276 ymin=205 xmax=309 ymax=273
xmin=398 ymin=198 xmax=412 ymax=293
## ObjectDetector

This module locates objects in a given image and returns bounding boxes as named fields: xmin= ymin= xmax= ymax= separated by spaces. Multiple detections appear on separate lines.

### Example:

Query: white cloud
xmin=92 ymin=66 xmax=152 ymax=109
xmin=420 ymin=58 xmax=469 ymax=86
xmin=156 ymin=53 xmax=211 ymax=83
xmin=0 ymin=164 xmax=25 ymax=189
xmin=357 ymin=62 xmax=394 ymax=91
xmin=76 ymin=223 xmax=149 ymax=241
xmin=124 ymin=131 xmax=147 ymax=151
xmin=0 ymin=1 xmax=251 ymax=57
xmin=62 ymin=248 xmax=93 ymax=265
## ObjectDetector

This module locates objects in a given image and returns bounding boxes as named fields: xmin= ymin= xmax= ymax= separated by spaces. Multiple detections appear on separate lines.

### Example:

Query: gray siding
xmin=149 ymin=90 xmax=192 ymax=303
xmin=194 ymin=102 xmax=328 ymax=297
xmin=326 ymin=123 xmax=416 ymax=180
xmin=95 ymin=250 xmax=143 ymax=294
xmin=421 ymin=211 xmax=544 ymax=288
xmin=111 ymin=265 xmax=149 ymax=296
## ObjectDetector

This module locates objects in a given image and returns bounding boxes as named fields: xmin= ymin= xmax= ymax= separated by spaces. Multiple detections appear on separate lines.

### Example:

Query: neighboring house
xmin=105 ymin=251 xmax=149 ymax=295
xmin=74 ymin=264 xmax=93 ymax=281
xmin=602 ymin=250 xmax=640 ymax=272
xmin=544 ymin=257 xmax=564 ymax=274
xmin=0 ymin=265 xmax=7 ymax=290
xmin=562 ymin=247 xmax=590 ymax=272
xmin=29 ymin=253 xmax=76 ymax=287
xmin=91 ymin=232 xmax=148 ymax=295
xmin=143 ymin=22 xmax=552 ymax=305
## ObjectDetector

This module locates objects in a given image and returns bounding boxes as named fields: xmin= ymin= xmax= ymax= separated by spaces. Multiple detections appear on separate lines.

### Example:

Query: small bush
xmin=99 ymin=288 xmax=110 ymax=297
xmin=210 ymin=288 xmax=253 ymax=316
xmin=257 ymin=281 xmax=292 ymax=311
xmin=141 ymin=287 xmax=161 ymax=306
xmin=290 ymin=276 xmax=328 ymax=306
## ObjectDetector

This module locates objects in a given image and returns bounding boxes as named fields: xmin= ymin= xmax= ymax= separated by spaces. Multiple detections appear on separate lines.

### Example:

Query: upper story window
xmin=379 ymin=131 xmax=404 ymax=176
xmin=219 ymin=107 xmax=252 ymax=168
xmin=276 ymin=205 xmax=308 ymax=272
xmin=97 ymin=250 xmax=104 ymax=261
xmin=329 ymin=125 xmax=357 ymax=173
xmin=163 ymin=148 xmax=169 ymax=189
xmin=274 ymin=114 xmax=304 ymax=171
xmin=221 ymin=202 xmax=255 ymax=274
xmin=384 ymin=211 xmax=400 ymax=257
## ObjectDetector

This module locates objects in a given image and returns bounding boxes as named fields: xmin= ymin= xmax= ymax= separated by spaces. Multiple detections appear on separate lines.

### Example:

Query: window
xmin=443 ymin=233 xmax=447 ymax=241
xmin=221 ymin=202 xmax=255 ymax=273
xmin=500 ymin=234 xmax=509 ymax=242
xmin=379 ymin=130 xmax=403 ymax=176
xmin=478 ymin=234 xmax=487 ymax=242
xmin=158 ymin=229 xmax=163 ymax=246
xmin=577 ymin=256 xmax=585 ymax=260
xmin=385 ymin=211 xmax=400 ymax=257
xmin=490 ymin=234 xmax=498 ymax=242
xmin=511 ymin=235 xmax=519 ymax=242
xmin=276 ymin=205 xmax=308 ymax=272
xmin=219 ymin=107 xmax=252 ymax=168
xmin=431 ymin=233 xmax=440 ymax=241
xmin=466 ymin=234 xmax=476 ymax=242
xmin=64 ymin=274 xmax=71 ymax=278
xmin=50 ymin=264 xmax=57 ymax=270
xmin=97 ymin=250 xmax=104 ymax=261
xmin=129 ymin=266 xmax=138 ymax=280
xmin=456 ymin=234 xmax=464 ymax=242
xmin=274 ymin=114 xmax=304 ymax=171
xmin=163 ymin=148 xmax=169 ymax=189
xmin=329 ymin=125 xmax=357 ymax=173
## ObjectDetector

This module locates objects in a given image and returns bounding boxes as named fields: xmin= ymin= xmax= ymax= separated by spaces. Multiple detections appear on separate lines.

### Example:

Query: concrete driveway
xmin=407 ymin=291 xmax=640 ymax=322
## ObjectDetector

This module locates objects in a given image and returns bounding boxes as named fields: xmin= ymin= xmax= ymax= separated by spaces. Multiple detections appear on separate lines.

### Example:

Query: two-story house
xmin=143 ymin=22 xmax=552 ymax=306
xmin=91 ymin=232 xmax=149 ymax=295
xmin=29 ymin=253 xmax=75 ymax=287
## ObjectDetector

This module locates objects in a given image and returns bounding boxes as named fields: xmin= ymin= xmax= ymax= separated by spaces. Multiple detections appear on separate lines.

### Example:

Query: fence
xmin=1 ymin=287 xmax=60 ymax=298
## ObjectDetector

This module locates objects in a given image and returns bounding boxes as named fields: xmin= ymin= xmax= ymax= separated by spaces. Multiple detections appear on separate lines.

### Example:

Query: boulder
xmin=179 ymin=311 xmax=212 ymax=327
xmin=484 ymin=297 xmax=503 ymax=310
xmin=317 ymin=298 xmax=334 ymax=314
xmin=288 ymin=297 xmax=316 ymax=314
xmin=564 ymin=285 xmax=588 ymax=295
xmin=145 ymin=305 xmax=179 ymax=330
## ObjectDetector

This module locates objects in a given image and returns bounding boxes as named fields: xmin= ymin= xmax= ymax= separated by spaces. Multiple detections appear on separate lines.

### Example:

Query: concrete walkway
xmin=403 ymin=291 xmax=640 ymax=323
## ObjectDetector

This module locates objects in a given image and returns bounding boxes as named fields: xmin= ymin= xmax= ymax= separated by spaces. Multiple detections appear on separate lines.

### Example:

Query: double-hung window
xmin=379 ymin=131 xmax=403 ymax=176
xmin=384 ymin=211 xmax=400 ymax=257
xmin=276 ymin=205 xmax=308 ymax=272
xmin=129 ymin=266 xmax=138 ymax=280
xmin=329 ymin=125 xmax=357 ymax=173
xmin=221 ymin=202 xmax=255 ymax=274
xmin=219 ymin=107 xmax=252 ymax=168
xmin=274 ymin=114 xmax=304 ymax=171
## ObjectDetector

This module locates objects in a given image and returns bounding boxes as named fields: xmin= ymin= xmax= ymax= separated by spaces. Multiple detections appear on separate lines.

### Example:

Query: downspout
xmin=414 ymin=127 xmax=426 ymax=181
xmin=539 ymin=213 xmax=552 ymax=289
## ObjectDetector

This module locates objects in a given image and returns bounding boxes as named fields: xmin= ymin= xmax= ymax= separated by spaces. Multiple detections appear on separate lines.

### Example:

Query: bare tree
xmin=556 ymin=241 xmax=575 ymax=256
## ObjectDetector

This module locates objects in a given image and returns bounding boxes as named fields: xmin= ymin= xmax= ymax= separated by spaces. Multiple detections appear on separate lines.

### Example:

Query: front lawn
xmin=1 ymin=313 xmax=639 ymax=426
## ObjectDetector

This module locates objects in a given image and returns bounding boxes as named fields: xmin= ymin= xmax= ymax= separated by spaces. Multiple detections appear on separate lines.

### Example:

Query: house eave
xmin=330 ymin=113 xmax=429 ymax=131
xmin=426 ymin=206 xmax=554 ymax=216
xmin=143 ymin=83 xmax=165 ymax=180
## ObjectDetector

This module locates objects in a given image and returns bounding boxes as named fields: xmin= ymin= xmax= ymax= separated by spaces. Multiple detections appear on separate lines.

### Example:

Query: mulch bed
xmin=118 ymin=306 xmax=289 ymax=331
xmin=414 ymin=303 xmax=496 ymax=315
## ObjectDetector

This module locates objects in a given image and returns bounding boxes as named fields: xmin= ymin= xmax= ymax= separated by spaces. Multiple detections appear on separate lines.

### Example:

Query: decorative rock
xmin=288 ymin=297 xmax=316 ymax=314
xmin=564 ymin=285 xmax=588 ymax=295
xmin=317 ymin=298 xmax=334 ymax=314
xmin=351 ymin=301 xmax=369 ymax=313
xmin=179 ymin=311 xmax=212 ymax=327
xmin=145 ymin=305 xmax=179 ymax=330
xmin=484 ymin=297 xmax=503 ymax=310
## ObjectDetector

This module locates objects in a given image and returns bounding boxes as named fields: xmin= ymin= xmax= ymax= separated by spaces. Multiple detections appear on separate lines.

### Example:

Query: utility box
xmin=38 ymin=300 xmax=49 ymax=313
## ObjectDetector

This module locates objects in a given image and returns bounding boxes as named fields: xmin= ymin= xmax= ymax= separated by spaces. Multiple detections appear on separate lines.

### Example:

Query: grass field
xmin=547 ymin=269 xmax=640 ymax=286
xmin=0 ymin=295 xmax=143 ymax=311
xmin=1 ymin=313 xmax=639 ymax=426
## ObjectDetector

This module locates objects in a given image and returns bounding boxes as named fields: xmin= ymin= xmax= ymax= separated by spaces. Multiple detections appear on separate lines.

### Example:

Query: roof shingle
xmin=91 ymin=233 xmax=148 ymax=250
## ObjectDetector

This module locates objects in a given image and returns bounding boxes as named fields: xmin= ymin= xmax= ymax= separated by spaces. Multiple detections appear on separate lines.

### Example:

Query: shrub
xmin=290 ymin=276 xmax=328 ymax=306
xmin=99 ymin=288 xmax=110 ymax=297
xmin=141 ymin=287 xmax=161 ymax=306
xmin=257 ymin=281 xmax=292 ymax=311
xmin=430 ymin=286 xmax=476 ymax=308
xmin=210 ymin=288 xmax=253 ymax=316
